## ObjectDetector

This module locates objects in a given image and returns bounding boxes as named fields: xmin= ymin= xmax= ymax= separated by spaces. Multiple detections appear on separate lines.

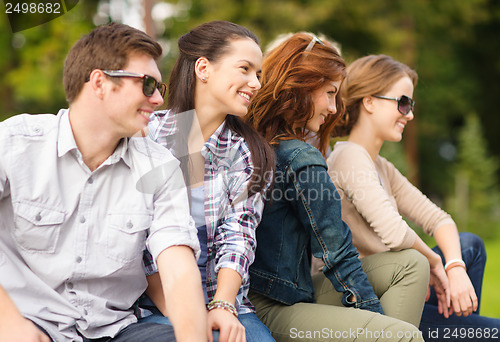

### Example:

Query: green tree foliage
xmin=0 ymin=2 xmax=96 ymax=120
xmin=1 ymin=0 xmax=500 ymax=234
xmin=451 ymin=114 xmax=500 ymax=238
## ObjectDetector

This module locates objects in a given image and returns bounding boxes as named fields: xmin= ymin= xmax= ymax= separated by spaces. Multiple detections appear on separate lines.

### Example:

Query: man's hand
xmin=208 ymin=308 xmax=245 ymax=342
xmin=0 ymin=316 xmax=51 ymax=342
xmin=0 ymin=285 xmax=51 ymax=342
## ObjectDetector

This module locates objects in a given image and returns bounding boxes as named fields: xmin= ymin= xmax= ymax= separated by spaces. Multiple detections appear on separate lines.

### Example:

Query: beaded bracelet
xmin=207 ymin=300 xmax=238 ymax=318
xmin=444 ymin=258 xmax=466 ymax=273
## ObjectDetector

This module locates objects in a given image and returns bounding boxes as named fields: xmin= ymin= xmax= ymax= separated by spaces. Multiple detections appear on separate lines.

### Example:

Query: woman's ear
xmin=362 ymin=96 xmax=375 ymax=114
xmin=194 ymin=57 xmax=209 ymax=83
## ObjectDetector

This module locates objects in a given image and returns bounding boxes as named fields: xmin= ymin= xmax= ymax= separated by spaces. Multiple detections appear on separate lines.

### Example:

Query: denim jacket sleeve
xmin=287 ymin=146 xmax=384 ymax=314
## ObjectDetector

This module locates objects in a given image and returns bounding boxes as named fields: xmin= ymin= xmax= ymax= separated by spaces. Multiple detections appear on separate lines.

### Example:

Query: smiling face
xmin=371 ymin=76 xmax=414 ymax=142
xmin=306 ymin=80 xmax=342 ymax=133
xmin=203 ymin=38 xmax=262 ymax=118
xmin=104 ymin=53 xmax=164 ymax=137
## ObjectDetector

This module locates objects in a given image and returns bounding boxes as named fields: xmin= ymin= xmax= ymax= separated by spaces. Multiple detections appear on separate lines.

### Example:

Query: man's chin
xmin=132 ymin=126 xmax=149 ymax=137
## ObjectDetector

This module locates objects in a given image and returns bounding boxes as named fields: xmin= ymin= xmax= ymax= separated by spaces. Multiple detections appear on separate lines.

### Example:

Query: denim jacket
xmin=249 ymin=139 xmax=384 ymax=314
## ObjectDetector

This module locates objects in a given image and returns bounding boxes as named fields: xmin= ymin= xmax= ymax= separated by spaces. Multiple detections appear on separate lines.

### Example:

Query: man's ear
xmin=362 ymin=96 xmax=375 ymax=114
xmin=87 ymin=69 xmax=108 ymax=99
xmin=194 ymin=57 xmax=210 ymax=83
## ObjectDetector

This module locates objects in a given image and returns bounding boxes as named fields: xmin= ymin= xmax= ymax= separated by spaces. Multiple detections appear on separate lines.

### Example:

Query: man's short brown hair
xmin=63 ymin=23 xmax=162 ymax=103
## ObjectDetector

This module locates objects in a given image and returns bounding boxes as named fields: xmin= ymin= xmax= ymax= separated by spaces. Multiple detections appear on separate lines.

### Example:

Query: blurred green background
xmin=1 ymin=0 xmax=499 ymax=316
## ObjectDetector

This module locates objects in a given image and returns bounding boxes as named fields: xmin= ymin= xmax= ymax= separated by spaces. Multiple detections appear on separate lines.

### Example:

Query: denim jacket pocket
xmin=106 ymin=213 xmax=152 ymax=263
xmin=13 ymin=201 xmax=65 ymax=253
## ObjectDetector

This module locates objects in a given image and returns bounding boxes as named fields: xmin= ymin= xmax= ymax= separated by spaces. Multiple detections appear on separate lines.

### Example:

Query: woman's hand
xmin=447 ymin=266 xmax=478 ymax=317
xmin=427 ymin=254 xmax=451 ymax=318
xmin=208 ymin=308 xmax=245 ymax=342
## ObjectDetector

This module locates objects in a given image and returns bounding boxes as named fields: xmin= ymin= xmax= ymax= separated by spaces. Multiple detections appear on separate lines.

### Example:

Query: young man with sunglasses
xmin=0 ymin=23 xmax=206 ymax=342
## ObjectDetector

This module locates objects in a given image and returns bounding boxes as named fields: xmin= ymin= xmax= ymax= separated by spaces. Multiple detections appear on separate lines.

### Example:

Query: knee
xmin=459 ymin=232 xmax=487 ymax=267
xmin=366 ymin=314 xmax=424 ymax=341
xmin=392 ymin=249 xmax=430 ymax=285
xmin=459 ymin=232 xmax=485 ymax=252
xmin=401 ymin=249 xmax=430 ymax=274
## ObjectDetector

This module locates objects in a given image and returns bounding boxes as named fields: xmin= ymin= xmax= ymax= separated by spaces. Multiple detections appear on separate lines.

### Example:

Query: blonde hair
xmin=332 ymin=54 xmax=418 ymax=137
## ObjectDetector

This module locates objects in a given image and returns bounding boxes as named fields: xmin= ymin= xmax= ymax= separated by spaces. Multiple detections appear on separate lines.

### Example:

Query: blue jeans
xmin=34 ymin=320 xmax=175 ymax=342
xmin=139 ymin=310 xmax=275 ymax=342
xmin=419 ymin=232 xmax=500 ymax=341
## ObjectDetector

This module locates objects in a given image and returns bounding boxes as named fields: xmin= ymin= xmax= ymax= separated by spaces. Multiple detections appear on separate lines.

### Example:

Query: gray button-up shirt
xmin=0 ymin=109 xmax=199 ymax=341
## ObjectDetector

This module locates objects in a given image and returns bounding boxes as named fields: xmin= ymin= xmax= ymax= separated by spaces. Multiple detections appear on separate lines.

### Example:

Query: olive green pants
xmin=249 ymin=249 xmax=428 ymax=342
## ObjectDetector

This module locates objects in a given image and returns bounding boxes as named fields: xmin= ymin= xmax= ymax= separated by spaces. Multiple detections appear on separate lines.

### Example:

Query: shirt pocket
xmin=13 ymin=201 xmax=65 ymax=253
xmin=105 ymin=213 xmax=152 ymax=263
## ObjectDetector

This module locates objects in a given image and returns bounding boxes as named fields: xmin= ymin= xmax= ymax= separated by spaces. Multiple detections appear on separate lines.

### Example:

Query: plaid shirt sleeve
xmin=143 ymin=248 xmax=157 ymax=276
xmin=211 ymin=141 xmax=265 ymax=279
xmin=148 ymin=110 xmax=176 ymax=147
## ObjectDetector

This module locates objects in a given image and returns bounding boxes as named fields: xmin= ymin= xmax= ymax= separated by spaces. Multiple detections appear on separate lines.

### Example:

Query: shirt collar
xmin=106 ymin=137 xmax=130 ymax=168
xmin=57 ymin=108 xmax=131 ymax=168
xmin=202 ymin=120 xmax=229 ymax=158
xmin=57 ymin=109 xmax=78 ymax=158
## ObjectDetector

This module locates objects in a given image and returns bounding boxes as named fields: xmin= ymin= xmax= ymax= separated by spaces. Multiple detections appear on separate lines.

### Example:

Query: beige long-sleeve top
xmin=327 ymin=141 xmax=455 ymax=258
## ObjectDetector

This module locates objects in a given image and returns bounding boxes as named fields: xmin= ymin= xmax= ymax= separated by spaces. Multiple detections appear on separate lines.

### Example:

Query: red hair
xmin=246 ymin=32 xmax=346 ymax=156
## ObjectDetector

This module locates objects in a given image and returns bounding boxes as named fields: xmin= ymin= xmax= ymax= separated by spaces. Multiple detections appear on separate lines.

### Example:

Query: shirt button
xmin=76 ymin=256 xmax=82 ymax=263
xmin=35 ymin=213 xmax=42 ymax=221
xmin=126 ymin=221 xmax=133 ymax=229
xmin=67 ymin=282 xmax=74 ymax=290
xmin=88 ymin=177 xmax=94 ymax=184
xmin=80 ymin=216 xmax=86 ymax=223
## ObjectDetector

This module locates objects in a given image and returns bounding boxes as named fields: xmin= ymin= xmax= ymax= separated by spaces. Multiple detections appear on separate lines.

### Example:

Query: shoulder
xmin=276 ymin=139 xmax=327 ymax=172
xmin=149 ymin=109 xmax=175 ymax=133
xmin=374 ymin=154 xmax=401 ymax=179
xmin=329 ymin=141 xmax=370 ymax=162
xmin=328 ymin=141 xmax=373 ymax=170
xmin=375 ymin=154 xmax=395 ymax=170
xmin=209 ymin=123 xmax=252 ymax=168
xmin=0 ymin=112 xmax=59 ymax=137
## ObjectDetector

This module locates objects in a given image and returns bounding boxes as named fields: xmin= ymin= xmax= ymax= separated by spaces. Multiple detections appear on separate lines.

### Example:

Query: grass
xmin=480 ymin=238 xmax=500 ymax=317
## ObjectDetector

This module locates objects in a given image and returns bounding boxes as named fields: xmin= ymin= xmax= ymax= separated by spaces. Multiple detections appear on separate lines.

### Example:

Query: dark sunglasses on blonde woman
xmin=373 ymin=94 xmax=415 ymax=115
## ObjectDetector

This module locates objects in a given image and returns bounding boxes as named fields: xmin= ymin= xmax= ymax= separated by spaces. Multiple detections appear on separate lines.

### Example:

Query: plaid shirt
xmin=144 ymin=110 xmax=265 ymax=314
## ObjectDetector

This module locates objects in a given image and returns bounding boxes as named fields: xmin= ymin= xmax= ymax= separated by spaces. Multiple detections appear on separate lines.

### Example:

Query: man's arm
xmin=156 ymin=246 xmax=207 ymax=342
xmin=0 ymin=285 xmax=50 ymax=342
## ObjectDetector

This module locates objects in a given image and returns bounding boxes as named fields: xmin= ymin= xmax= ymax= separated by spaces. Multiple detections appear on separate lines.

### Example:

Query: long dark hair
xmin=167 ymin=21 xmax=274 ymax=198
xmin=246 ymin=32 xmax=346 ymax=156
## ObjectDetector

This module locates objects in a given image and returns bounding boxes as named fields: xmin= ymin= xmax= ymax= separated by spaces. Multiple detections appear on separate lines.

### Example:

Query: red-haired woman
xmin=245 ymin=33 xmax=426 ymax=342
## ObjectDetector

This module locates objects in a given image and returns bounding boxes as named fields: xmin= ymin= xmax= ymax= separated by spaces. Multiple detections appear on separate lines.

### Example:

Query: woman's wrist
xmin=428 ymin=252 xmax=443 ymax=268
xmin=444 ymin=258 xmax=466 ymax=273
xmin=207 ymin=299 xmax=238 ymax=318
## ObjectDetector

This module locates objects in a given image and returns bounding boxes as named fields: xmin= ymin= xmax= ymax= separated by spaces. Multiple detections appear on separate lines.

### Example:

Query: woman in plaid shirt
xmin=139 ymin=21 xmax=275 ymax=342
